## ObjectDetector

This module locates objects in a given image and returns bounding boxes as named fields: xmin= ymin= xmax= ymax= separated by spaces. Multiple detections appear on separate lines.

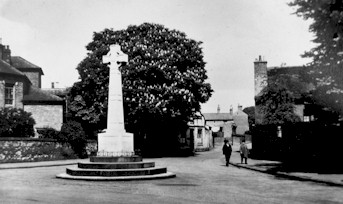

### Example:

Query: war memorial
xmin=56 ymin=45 xmax=175 ymax=180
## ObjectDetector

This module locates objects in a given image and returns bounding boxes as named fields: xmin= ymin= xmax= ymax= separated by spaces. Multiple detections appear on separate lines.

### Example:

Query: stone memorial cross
xmin=98 ymin=44 xmax=134 ymax=156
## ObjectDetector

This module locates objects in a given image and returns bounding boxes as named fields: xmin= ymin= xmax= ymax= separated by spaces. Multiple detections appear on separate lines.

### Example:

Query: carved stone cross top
xmin=102 ymin=44 xmax=128 ymax=65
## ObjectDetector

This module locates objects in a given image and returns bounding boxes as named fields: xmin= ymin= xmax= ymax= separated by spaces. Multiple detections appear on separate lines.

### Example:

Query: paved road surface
xmin=0 ymin=144 xmax=342 ymax=204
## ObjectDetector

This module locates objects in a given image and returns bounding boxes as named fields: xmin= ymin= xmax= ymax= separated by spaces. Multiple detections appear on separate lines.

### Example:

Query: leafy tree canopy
xmin=68 ymin=23 xmax=213 ymax=133
xmin=243 ymin=106 xmax=255 ymax=127
xmin=0 ymin=107 xmax=35 ymax=137
xmin=289 ymin=0 xmax=343 ymax=66
xmin=256 ymin=82 xmax=301 ymax=125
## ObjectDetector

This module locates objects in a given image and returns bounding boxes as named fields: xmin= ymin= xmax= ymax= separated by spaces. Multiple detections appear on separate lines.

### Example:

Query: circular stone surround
xmin=56 ymin=156 xmax=176 ymax=181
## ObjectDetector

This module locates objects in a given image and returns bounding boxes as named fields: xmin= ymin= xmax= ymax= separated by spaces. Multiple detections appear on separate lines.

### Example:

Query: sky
xmin=0 ymin=0 xmax=314 ymax=113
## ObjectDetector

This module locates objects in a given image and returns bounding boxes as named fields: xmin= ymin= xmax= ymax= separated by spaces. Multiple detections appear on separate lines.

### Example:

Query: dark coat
xmin=222 ymin=143 xmax=232 ymax=156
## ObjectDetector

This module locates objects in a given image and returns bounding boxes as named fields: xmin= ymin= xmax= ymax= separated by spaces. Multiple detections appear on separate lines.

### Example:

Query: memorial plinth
xmin=56 ymin=44 xmax=175 ymax=181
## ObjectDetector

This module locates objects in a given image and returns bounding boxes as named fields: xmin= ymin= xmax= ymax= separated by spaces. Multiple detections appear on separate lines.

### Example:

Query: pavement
xmin=229 ymin=142 xmax=343 ymax=187
xmin=0 ymin=143 xmax=342 ymax=187
xmin=0 ymin=159 xmax=88 ymax=169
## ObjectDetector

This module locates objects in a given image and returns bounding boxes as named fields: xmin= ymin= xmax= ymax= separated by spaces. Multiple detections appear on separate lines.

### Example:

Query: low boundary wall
xmin=0 ymin=138 xmax=97 ymax=163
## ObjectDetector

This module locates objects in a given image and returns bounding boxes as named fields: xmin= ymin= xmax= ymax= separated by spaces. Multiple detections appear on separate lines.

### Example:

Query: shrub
xmin=37 ymin=127 xmax=60 ymax=139
xmin=60 ymin=121 xmax=87 ymax=158
xmin=0 ymin=107 xmax=35 ymax=137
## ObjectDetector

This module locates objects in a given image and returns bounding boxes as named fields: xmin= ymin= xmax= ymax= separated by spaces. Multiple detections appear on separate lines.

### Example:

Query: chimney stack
xmin=254 ymin=55 xmax=268 ymax=97
xmin=217 ymin=105 xmax=220 ymax=113
xmin=254 ymin=56 xmax=268 ymax=125
xmin=229 ymin=105 xmax=233 ymax=115
xmin=0 ymin=41 xmax=11 ymax=64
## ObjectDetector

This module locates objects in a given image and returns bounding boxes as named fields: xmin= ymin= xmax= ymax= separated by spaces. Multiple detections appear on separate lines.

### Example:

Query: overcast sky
xmin=0 ymin=0 xmax=314 ymax=113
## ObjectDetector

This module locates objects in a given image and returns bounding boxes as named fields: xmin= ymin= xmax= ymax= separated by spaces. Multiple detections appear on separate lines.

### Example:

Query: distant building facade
xmin=232 ymin=105 xmax=249 ymax=135
xmin=203 ymin=106 xmax=234 ymax=139
xmin=203 ymin=105 xmax=249 ymax=138
xmin=0 ymin=41 xmax=64 ymax=131
xmin=187 ymin=112 xmax=213 ymax=151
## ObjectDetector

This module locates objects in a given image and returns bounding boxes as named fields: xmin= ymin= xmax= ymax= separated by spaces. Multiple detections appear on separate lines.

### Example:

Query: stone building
xmin=232 ymin=105 xmax=249 ymax=135
xmin=187 ymin=112 xmax=213 ymax=151
xmin=203 ymin=104 xmax=250 ymax=139
xmin=0 ymin=41 xmax=64 ymax=131
xmin=203 ymin=105 xmax=235 ymax=139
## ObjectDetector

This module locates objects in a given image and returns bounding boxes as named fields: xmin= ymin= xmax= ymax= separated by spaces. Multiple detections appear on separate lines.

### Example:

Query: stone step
xmin=78 ymin=161 xmax=155 ymax=169
xmin=66 ymin=166 xmax=167 ymax=177
xmin=56 ymin=172 xmax=176 ymax=181
xmin=90 ymin=156 xmax=142 ymax=163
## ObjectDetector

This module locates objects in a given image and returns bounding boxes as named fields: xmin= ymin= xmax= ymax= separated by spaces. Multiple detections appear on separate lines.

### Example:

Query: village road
xmin=0 ymin=144 xmax=342 ymax=204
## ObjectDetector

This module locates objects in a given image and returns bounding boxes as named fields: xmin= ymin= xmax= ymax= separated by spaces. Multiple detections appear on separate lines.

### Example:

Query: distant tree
xmin=37 ymin=127 xmax=60 ymax=139
xmin=289 ymin=0 xmax=343 ymax=66
xmin=256 ymin=82 xmax=301 ymax=125
xmin=0 ymin=108 xmax=35 ymax=137
xmin=60 ymin=121 xmax=87 ymax=158
xmin=68 ymin=23 xmax=213 ymax=151
xmin=307 ymin=66 xmax=343 ymax=116
xmin=307 ymin=86 xmax=342 ymax=123
xmin=243 ymin=106 xmax=255 ymax=128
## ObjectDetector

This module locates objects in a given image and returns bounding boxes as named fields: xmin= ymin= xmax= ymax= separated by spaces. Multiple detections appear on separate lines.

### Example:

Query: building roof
xmin=0 ymin=59 xmax=27 ymax=77
xmin=266 ymin=65 xmax=343 ymax=115
xmin=43 ymin=88 xmax=69 ymax=98
xmin=203 ymin=113 xmax=233 ymax=121
xmin=23 ymin=87 xmax=63 ymax=103
xmin=11 ymin=56 xmax=44 ymax=75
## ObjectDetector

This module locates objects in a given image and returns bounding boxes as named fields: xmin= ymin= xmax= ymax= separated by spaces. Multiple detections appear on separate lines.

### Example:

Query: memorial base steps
xmin=56 ymin=156 xmax=176 ymax=181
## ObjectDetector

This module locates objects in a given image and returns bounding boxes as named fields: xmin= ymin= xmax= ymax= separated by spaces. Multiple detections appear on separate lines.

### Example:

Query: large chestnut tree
xmin=68 ymin=23 xmax=212 ymax=147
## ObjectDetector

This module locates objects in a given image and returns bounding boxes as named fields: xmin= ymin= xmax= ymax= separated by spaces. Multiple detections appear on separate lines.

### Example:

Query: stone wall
xmin=24 ymin=104 xmax=63 ymax=130
xmin=0 ymin=138 xmax=97 ymax=163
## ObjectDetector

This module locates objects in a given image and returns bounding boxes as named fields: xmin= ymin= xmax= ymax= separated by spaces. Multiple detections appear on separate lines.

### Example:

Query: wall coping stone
xmin=0 ymin=137 xmax=97 ymax=143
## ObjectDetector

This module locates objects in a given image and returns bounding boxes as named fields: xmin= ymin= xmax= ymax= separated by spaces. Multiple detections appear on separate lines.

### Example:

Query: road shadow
xmin=248 ymin=148 xmax=343 ymax=174
xmin=250 ymin=161 xmax=343 ymax=174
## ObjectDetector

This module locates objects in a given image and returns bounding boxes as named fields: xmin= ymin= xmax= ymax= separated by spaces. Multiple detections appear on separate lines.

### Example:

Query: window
xmin=303 ymin=116 xmax=310 ymax=122
xmin=197 ymin=129 xmax=202 ymax=138
xmin=5 ymin=83 xmax=14 ymax=106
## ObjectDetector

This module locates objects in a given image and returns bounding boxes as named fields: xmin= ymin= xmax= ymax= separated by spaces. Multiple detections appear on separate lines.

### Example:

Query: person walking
xmin=222 ymin=139 xmax=232 ymax=167
xmin=240 ymin=140 xmax=249 ymax=164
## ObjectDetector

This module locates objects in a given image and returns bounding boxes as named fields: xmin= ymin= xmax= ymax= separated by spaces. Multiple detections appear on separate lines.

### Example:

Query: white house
xmin=187 ymin=112 xmax=213 ymax=152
